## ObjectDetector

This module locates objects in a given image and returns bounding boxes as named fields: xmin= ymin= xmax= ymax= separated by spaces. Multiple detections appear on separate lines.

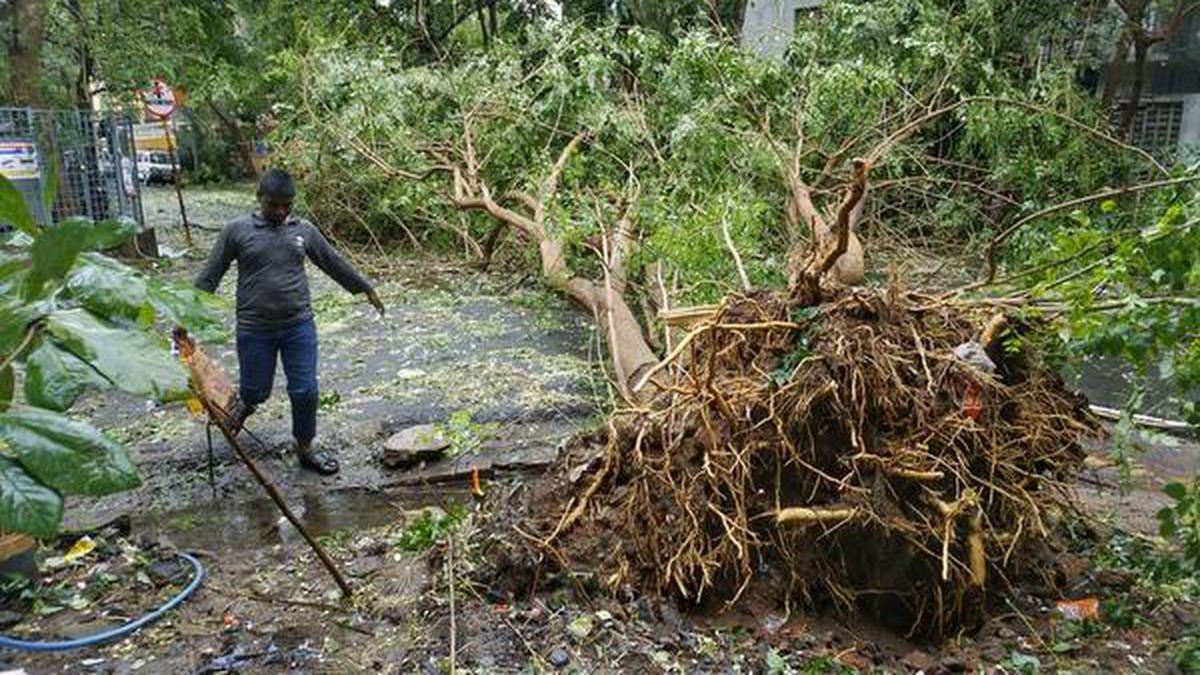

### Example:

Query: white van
xmin=136 ymin=151 xmax=175 ymax=185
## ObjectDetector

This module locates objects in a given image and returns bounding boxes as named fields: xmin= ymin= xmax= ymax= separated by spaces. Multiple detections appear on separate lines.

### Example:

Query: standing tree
xmin=1100 ymin=0 xmax=1200 ymax=136
xmin=7 ymin=0 xmax=45 ymax=106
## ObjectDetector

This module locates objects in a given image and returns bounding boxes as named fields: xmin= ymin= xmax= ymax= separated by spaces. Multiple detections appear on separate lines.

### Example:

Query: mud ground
xmin=2 ymin=185 xmax=1198 ymax=674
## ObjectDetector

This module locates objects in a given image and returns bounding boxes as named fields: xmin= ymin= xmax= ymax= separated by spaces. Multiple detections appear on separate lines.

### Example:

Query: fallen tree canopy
xmin=273 ymin=4 xmax=1198 ymax=636
xmin=513 ymin=285 xmax=1097 ymax=636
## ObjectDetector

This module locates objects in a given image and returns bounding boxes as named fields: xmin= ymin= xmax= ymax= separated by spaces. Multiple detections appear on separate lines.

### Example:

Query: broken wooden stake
xmin=175 ymin=329 xmax=353 ymax=599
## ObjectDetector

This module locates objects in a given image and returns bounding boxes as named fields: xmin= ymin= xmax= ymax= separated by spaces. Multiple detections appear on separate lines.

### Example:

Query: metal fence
xmin=0 ymin=107 xmax=143 ymax=228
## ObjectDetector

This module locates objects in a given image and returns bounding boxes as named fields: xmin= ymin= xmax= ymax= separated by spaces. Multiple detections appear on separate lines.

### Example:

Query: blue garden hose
xmin=0 ymin=551 xmax=205 ymax=652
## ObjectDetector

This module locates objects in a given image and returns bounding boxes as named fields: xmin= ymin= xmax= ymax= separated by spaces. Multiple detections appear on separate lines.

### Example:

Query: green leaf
xmin=23 ymin=341 xmax=106 ymax=412
xmin=41 ymin=155 xmax=59 ymax=222
xmin=64 ymin=254 xmax=148 ymax=320
xmin=0 ymin=456 xmax=63 ymax=537
xmin=0 ymin=299 xmax=50 ymax=355
xmin=0 ymin=364 xmax=12 ymax=413
xmin=147 ymin=281 xmax=227 ymax=342
xmin=0 ymin=250 xmax=29 ymax=296
xmin=25 ymin=219 xmax=88 ymax=299
xmin=0 ymin=175 xmax=37 ymax=235
xmin=0 ymin=407 xmax=140 ymax=496
xmin=765 ymin=648 xmax=787 ymax=674
xmin=1158 ymin=507 xmax=1177 ymax=538
xmin=1165 ymin=482 xmax=1188 ymax=502
xmin=81 ymin=218 xmax=139 ymax=251
xmin=45 ymin=309 xmax=189 ymax=402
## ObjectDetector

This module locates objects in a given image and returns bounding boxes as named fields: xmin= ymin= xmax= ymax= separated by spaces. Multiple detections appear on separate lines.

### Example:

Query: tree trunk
xmin=476 ymin=0 xmax=491 ymax=48
xmin=730 ymin=0 xmax=749 ymax=38
xmin=1099 ymin=28 xmax=1130 ymax=110
xmin=1119 ymin=34 xmax=1149 ymax=138
xmin=209 ymin=102 xmax=258 ymax=179
xmin=539 ymin=241 xmax=660 ymax=400
xmin=68 ymin=0 xmax=94 ymax=110
xmin=9 ymin=0 xmax=45 ymax=106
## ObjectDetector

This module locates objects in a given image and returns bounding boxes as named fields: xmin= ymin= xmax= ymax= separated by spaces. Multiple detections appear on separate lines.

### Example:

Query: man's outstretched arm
xmin=195 ymin=225 xmax=236 ymax=292
xmin=304 ymin=224 xmax=384 ymax=316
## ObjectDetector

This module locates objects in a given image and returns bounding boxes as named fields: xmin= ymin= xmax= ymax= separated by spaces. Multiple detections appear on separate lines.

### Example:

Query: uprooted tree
xmin=274 ymin=3 xmax=1198 ymax=633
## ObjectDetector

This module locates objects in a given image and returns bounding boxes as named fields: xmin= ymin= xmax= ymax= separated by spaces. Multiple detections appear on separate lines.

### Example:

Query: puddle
xmin=134 ymin=486 xmax=469 ymax=553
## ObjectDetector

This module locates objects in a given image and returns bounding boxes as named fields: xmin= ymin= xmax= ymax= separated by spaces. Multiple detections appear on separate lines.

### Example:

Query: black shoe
xmin=297 ymin=443 xmax=340 ymax=475
xmin=223 ymin=397 xmax=255 ymax=435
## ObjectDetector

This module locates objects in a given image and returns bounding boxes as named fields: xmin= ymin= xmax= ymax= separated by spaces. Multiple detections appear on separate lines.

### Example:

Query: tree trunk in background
xmin=68 ymin=0 xmax=95 ymax=109
xmin=1099 ymin=28 xmax=1130 ymax=110
xmin=731 ymin=0 xmax=748 ymax=38
xmin=476 ymin=0 xmax=491 ymax=48
xmin=209 ymin=102 xmax=258 ymax=179
xmin=9 ymin=0 xmax=45 ymax=106
xmin=1119 ymin=34 xmax=1150 ymax=137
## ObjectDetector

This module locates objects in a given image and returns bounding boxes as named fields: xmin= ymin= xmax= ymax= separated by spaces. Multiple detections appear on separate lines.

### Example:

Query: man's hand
xmin=366 ymin=289 xmax=385 ymax=317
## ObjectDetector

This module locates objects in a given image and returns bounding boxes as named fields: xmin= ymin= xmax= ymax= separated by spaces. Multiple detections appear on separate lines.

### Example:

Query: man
xmin=196 ymin=169 xmax=384 ymax=474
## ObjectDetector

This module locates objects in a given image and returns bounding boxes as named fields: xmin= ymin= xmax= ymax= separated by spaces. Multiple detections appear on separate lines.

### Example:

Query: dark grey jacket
xmin=195 ymin=213 xmax=372 ymax=331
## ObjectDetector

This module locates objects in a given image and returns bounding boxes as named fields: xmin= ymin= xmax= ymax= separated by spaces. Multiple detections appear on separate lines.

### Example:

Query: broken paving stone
xmin=382 ymin=424 xmax=450 ymax=468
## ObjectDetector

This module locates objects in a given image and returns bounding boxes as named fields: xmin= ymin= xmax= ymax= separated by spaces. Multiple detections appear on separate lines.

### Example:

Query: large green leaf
xmin=0 ymin=456 xmax=62 ymax=538
xmin=82 ymin=218 xmax=140 ymax=250
xmin=0 ymin=364 xmax=12 ymax=413
xmin=0 ymin=299 xmax=40 ymax=355
xmin=23 ymin=341 xmax=106 ymax=412
xmin=0 ymin=250 xmax=28 ymax=296
xmin=45 ymin=309 xmax=189 ymax=402
xmin=25 ymin=219 xmax=88 ymax=299
xmin=41 ymin=156 xmax=59 ymax=223
xmin=148 ymin=281 xmax=227 ymax=343
xmin=0 ymin=407 xmax=140 ymax=496
xmin=65 ymin=254 xmax=148 ymax=320
xmin=0 ymin=175 xmax=37 ymax=236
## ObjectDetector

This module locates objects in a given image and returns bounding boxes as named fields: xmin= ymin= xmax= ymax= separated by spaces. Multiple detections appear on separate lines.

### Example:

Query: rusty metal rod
xmin=200 ymin=399 xmax=353 ymax=598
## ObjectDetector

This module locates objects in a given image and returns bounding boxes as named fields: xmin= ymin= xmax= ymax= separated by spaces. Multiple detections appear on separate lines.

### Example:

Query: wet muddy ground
xmin=3 ymin=185 xmax=1198 ymax=674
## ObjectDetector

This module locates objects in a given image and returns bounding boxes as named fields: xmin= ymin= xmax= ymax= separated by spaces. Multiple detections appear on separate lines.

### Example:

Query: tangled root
xmin=529 ymin=287 xmax=1096 ymax=636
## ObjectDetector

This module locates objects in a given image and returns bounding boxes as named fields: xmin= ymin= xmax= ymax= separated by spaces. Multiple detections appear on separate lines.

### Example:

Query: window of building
xmin=1120 ymin=99 xmax=1184 ymax=157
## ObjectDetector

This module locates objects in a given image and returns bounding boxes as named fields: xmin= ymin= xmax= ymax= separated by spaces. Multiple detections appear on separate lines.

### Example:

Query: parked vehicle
xmin=136 ymin=151 xmax=176 ymax=185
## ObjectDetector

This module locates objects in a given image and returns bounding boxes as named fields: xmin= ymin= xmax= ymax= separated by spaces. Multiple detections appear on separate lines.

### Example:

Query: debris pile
xmin=528 ymin=287 xmax=1096 ymax=635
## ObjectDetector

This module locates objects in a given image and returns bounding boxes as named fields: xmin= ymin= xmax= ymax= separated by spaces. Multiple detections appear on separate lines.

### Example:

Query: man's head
xmin=257 ymin=169 xmax=296 ymax=225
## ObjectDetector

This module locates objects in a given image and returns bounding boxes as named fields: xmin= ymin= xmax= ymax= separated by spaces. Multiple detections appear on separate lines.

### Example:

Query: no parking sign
xmin=141 ymin=78 xmax=177 ymax=119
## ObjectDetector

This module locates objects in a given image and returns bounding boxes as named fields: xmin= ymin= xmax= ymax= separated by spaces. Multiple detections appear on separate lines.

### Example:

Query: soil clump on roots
xmin=506 ymin=286 xmax=1098 ymax=637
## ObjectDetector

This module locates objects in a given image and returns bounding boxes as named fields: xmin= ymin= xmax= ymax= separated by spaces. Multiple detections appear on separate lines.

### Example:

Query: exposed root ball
xmin=530 ymin=288 xmax=1096 ymax=636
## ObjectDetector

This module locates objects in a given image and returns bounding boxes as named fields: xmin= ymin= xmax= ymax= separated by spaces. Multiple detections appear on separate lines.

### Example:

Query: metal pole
xmin=161 ymin=114 xmax=192 ymax=247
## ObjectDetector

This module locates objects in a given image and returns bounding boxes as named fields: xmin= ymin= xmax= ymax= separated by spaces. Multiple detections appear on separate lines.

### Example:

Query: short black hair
xmin=257 ymin=169 xmax=296 ymax=198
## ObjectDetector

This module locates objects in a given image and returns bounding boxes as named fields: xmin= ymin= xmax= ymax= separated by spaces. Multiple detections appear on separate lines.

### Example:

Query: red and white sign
xmin=141 ymin=78 xmax=177 ymax=119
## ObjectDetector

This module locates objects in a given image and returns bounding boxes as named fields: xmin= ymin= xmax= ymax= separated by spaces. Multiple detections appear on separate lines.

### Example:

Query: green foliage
xmin=1091 ymin=531 xmax=1200 ymax=601
xmin=1175 ymin=636 xmax=1200 ymax=675
xmin=395 ymin=503 xmax=468 ymax=552
xmin=436 ymin=410 xmax=497 ymax=458
xmin=996 ymin=652 xmax=1042 ymax=675
xmin=1159 ymin=477 xmax=1200 ymax=570
xmin=1014 ymin=186 xmax=1199 ymax=419
xmin=770 ymin=309 xmax=821 ymax=385
xmin=0 ymin=176 xmax=224 ymax=537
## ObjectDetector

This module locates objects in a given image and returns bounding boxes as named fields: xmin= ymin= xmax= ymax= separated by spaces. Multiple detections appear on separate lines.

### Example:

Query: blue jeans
xmin=236 ymin=318 xmax=319 ymax=444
